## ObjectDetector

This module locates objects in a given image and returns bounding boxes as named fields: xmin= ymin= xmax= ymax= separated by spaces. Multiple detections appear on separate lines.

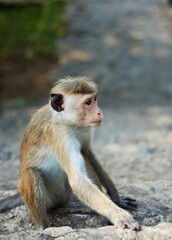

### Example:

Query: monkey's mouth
xmin=91 ymin=120 xmax=102 ymax=124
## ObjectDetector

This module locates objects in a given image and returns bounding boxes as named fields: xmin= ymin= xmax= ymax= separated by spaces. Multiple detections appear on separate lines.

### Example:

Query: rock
xmin=43 ymin=224 xmax=172 ymax=240
xmin=0 ymin=181 xmax=172 ymax=239
xmin=43 ymin=226 xmax=74 ymax=238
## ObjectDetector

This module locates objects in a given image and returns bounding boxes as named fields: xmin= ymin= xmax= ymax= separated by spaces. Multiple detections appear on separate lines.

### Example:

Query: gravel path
xmin=1 ymin=0 xmax=172 ymax=192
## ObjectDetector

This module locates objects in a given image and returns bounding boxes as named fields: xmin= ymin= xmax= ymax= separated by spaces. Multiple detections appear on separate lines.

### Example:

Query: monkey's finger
xmin=116 ymin=218 xmax=141 ymax=231
xmin=121 ymin=197 xmax=137 ymax=206
xmin=124 ymin=201 xmax=137 ymax=208
xmin=121 ymin=206 xmax=136 ymax=211
xmin=122 ymin=200 xmax=137 ymax=207
xmin=120 ymin=201 xmax=137 ymax=211
xmin=124 ymin=221 xmax=141 ymax=231
xmin=121 ymin=196 xmax=136 ymax=202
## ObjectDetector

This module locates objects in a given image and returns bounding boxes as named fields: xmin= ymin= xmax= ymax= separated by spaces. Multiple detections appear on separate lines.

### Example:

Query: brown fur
xmin=1 ymin=77 xmax=140 ymax=231
xmin=51 ymin=76 xmax=97 ymax=95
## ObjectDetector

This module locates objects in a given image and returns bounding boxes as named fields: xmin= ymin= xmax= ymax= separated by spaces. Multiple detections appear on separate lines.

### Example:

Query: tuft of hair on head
xmin=51 ymin=76 xmax=98 ymax=95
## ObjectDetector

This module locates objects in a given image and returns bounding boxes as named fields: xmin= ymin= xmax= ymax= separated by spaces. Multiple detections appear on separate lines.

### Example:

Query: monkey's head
xmin=50 ymin=76 xmax=103 ymax=127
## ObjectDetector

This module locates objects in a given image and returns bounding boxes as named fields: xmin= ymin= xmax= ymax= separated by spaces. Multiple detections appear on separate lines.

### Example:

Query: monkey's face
xmin=51 ymin=92 xmax=103 ymax=128
xmin=76 ymin=92 xmax=103 ymax=127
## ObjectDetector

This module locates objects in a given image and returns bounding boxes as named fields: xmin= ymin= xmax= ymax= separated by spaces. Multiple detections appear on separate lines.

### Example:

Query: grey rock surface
xmin=1 ymin=181 xmax=172 ymax=239
xmin=1 ymin=0 xmax=172 ymax=239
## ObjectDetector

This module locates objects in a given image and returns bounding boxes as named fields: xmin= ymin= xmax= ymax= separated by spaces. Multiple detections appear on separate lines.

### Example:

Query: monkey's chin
xmin=89 ymin=121 xmax=102 ymax=128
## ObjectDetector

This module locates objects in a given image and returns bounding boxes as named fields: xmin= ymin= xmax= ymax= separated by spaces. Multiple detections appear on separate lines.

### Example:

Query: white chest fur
xmin=38 ymin=148 xmax=67 ymax=192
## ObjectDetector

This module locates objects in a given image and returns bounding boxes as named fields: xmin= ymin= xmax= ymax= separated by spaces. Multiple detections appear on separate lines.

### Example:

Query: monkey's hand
xmin=120 ymin=196 xmax=137 ymax=211
xmin=111 ymin=209 xmax=140 ymax=231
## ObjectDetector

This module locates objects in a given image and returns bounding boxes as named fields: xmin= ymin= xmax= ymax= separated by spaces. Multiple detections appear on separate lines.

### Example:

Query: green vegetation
xmin=0 ymin=1 xmax=67 ymax=60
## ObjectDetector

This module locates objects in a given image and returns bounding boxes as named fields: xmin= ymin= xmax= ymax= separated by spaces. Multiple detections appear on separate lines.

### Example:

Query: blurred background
xmin=0 ymin=0 xmax=172 ymax=191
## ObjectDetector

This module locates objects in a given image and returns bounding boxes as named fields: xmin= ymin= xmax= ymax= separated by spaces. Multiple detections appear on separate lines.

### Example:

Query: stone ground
xmin=1 ymin=0 xmax=172 ymax=239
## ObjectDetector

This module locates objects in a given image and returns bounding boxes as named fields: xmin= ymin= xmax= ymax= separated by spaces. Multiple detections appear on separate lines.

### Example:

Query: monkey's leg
xmin=82 ymin=147 xmax=137 ymax=210
xmin=18 ymin=168 xmax=48 ymax=230
xmin=0 ymin=193 xmax=23 ymax=213
xmin=82 ymin=147 xmax=120 ymax=204
xmin=85 ymin=161 xmax=102 ymax=189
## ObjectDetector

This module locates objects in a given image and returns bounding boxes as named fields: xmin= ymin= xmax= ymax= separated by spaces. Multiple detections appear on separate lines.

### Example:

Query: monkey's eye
xmin=85 ymin=99 xmax=92 ymax=106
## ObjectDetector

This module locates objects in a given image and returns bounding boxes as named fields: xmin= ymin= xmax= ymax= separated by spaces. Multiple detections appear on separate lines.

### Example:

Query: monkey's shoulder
xmin=21 ymin=105 xmax=52 ymax=145
xmin=30 ymin=104 xmax=52 ymax=127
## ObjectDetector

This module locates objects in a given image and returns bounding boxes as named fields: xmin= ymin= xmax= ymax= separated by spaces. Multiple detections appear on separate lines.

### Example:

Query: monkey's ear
xmin=50 ymin=93 xmax=64 ymax=112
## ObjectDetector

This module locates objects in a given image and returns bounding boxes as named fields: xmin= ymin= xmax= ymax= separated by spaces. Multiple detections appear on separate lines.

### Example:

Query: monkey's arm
xmin=57 ymin=139 xmax=139 ymax=230
xmin=81 ymin=147 xmax=137 ymax=210
xmin=0 ymin=193 xmax=23 ymax=212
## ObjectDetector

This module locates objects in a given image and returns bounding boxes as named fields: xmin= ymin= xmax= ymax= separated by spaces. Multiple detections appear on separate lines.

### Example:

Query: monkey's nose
xmin=97 ymin=108 xmax=102 ymax=115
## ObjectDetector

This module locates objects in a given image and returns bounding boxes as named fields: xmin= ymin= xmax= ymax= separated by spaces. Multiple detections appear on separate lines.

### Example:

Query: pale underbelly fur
xmin=38 ymin=148 xmax=71 ymax=209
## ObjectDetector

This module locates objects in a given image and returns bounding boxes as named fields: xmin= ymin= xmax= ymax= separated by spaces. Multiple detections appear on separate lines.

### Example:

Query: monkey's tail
xmin=0 ymin=193 xmax=24 ymax=212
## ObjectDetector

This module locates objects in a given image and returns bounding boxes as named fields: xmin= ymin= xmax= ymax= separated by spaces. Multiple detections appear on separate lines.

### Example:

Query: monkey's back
xmin=19 ymin=104 xmax=71 ymax=209
xmin=19 ymin=105 xmax=53 ymax=171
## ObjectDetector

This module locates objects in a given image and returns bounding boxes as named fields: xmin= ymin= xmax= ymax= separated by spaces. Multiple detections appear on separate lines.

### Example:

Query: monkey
xmin=0 ymin=76 xmax=140 ymax=231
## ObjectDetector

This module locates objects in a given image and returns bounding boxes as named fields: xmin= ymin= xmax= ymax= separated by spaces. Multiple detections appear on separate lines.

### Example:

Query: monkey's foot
xmin=120 ymin=196 xmax=137 ymax=211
